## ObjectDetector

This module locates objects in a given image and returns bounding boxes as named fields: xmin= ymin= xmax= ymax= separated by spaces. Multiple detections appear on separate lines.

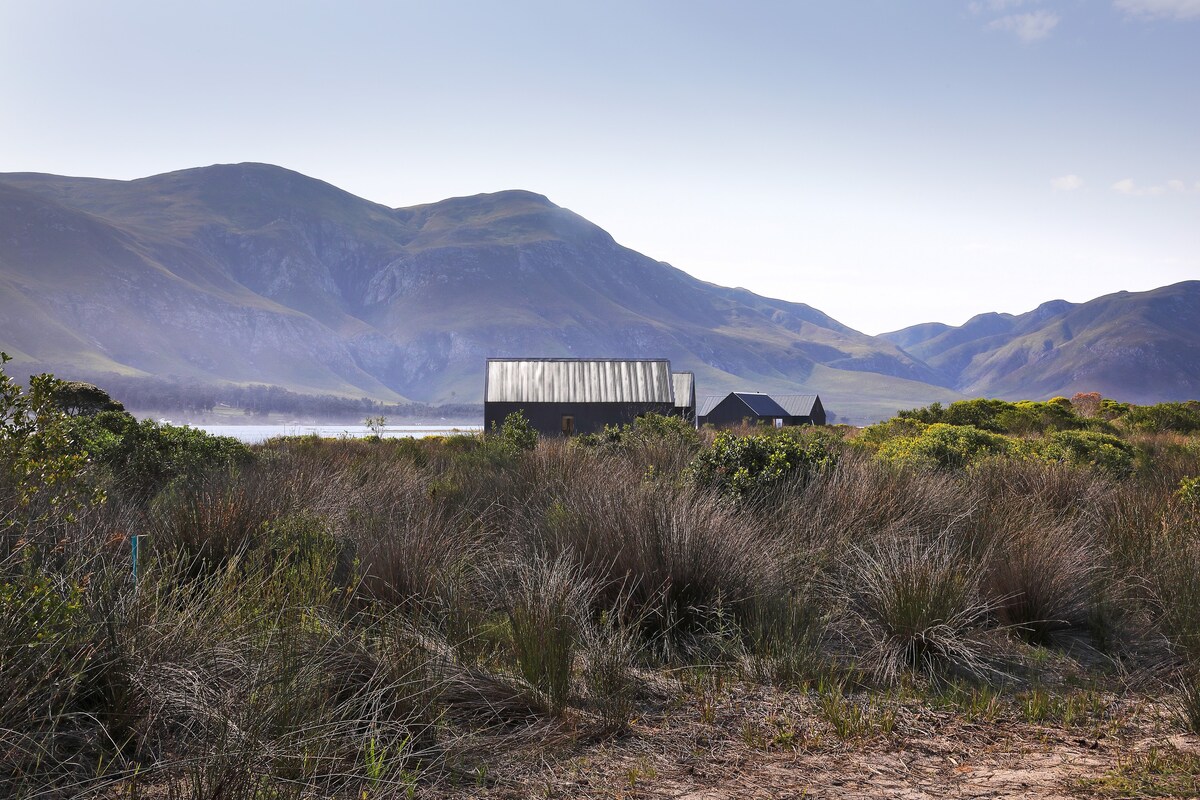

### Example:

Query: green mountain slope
xmin=882 ymin=284 xmax=1200 ymax=403
xmin=0 ymin=163 xmax=966 ymax=422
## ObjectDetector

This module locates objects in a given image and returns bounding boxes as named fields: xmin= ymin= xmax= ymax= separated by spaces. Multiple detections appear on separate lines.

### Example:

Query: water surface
xmin=193 ymin=424 xmax=482 ymax=444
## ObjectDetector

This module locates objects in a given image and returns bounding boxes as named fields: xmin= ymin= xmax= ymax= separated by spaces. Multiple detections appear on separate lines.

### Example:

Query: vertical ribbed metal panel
xmin=485 ymin=359 xmax=673 ymax=403
xmin=672 ymin=373 xmax=694 ymax=409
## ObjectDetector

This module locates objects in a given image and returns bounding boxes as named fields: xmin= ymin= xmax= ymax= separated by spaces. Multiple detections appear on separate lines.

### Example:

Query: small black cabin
xmin=697 ymin=392 xmax=826 ymax=428
xmin=484 ymin=358 xmax=679 ymax=436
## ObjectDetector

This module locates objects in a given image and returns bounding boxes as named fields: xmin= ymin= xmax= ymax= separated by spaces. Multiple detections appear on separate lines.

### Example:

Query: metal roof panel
xmin=486 ymin=358 xmax=673 ymax=403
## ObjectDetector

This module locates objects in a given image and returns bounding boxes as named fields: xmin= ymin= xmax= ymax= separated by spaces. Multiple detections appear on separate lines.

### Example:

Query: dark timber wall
xmin=485 ymin=401 xmax=677 ymax=436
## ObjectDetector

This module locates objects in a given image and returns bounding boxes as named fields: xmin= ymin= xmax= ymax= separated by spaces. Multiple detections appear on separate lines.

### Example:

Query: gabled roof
xmin=697 ymin=392 xmax=821 ymax=419
xmin=732 ymin=392 xmax=789 ymax=417
xmin=485 ymin=358 xmax=674 ymax=404
xmin=697 ymin=395 xmax=723 ymax=418
xmin=773 ymin=394 xmax=820 ymax=417
xmin=672 ymin=372 xmax=695 ymax=409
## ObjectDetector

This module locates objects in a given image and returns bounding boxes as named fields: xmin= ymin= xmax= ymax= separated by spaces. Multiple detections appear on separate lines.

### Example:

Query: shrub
xmin=489 ymin=410 xmax=538 ymax=453
xmin=897 ymin=398 xmax=1084 ymax=436
xmin=1124 ymin=402 xmax=1200 ymax=434
xmin=66 ymin=410 xmax=252 ymax=503
xmin=1177 ymin=476 xmax=1200 ymax=513
xmin=574 ymin=413 xmax=701 ymax=478
xmin=874 ymin=423 xmax=1014 ymax=471
xmin=575 ymin=412 xmax=699 ymax=449
xmin=689 ymin=430 xmax=838 ymax=502
xmin=0 ymin=355 xmax=100 ymax=526
xmin=1034 ymin=429 xmax=1136 ymax=477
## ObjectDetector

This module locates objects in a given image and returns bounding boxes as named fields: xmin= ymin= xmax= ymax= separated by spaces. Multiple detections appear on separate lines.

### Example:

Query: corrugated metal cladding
xmin=774 ymin=395 xmax=818 ymax=416
xmin=697 ymin=395 xmax=723 ymax=417
xmin=486 ymin=359 xmax=674 ymax=404
xmin=672 ymin=373 xmax=695 ymax=408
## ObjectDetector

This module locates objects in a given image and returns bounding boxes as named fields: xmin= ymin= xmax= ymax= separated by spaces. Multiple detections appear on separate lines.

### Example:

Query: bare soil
xmin=438 ymin=678 xmax=1200 ymax=799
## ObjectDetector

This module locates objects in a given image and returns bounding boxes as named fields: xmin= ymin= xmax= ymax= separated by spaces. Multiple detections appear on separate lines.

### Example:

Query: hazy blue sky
xmin=2 ymin=1 xmax=1197 ymax=334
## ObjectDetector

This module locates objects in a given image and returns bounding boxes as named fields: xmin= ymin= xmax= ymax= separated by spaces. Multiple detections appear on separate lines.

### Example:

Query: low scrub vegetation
xmin=3 ymin=361 xmax=1200 ymax=797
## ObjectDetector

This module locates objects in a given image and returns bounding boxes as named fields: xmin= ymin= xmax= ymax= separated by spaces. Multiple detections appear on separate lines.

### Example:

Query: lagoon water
xmin=194 ymin=424 xmax=483 ymax=444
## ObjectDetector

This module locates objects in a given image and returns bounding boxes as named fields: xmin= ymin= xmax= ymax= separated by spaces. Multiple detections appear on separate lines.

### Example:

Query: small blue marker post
xmin=131 ymin=533 xmax=140 ymax=584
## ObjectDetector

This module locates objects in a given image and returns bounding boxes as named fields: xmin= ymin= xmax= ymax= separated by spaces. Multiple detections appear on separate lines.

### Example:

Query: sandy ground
xmin=440 ymin=679 xmax=1200 ymax=799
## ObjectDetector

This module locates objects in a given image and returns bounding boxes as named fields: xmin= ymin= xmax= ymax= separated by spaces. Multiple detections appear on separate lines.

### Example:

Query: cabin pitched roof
xmin=485 ymin=358 xmax=674 ymax=404
xmin=772 ymin=394 xmax=820 ymax=417
xmin=733 ymin=392 xmax=789 ymax=417
xmin=672 ymin=372 xmax=695 ymax=409
xmin=698 ymin=391 xmax=822 ymax=419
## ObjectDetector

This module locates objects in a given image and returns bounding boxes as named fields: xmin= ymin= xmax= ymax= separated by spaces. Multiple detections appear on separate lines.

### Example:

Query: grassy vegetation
xmin=4 ymin=369 xmax=1200 ymax=797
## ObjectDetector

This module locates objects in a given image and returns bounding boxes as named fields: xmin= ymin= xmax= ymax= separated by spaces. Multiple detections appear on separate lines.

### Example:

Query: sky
xmin=1 ymin=0 xmax=1197 ymax=335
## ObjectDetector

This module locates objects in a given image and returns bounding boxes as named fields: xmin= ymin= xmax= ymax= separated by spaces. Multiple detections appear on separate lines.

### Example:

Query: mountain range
xmin=0 ymin=163 xmax=1196 ymax=423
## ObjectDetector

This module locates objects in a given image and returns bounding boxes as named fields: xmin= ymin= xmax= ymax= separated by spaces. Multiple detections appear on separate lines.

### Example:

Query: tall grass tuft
xmin=835 ymin=529 xmax=998 ymax=685
xmin=492 ymin=550 xmax=597 ymax=713
xmin=1177 ymin=668 xmax=1200 ymax=734
xmin=526 ymin=468 xmax=786 ymax=657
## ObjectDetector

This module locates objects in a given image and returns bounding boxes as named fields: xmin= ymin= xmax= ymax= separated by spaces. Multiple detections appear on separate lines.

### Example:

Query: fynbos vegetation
xmin=4 ymin=363 xmax=1200 ymax=797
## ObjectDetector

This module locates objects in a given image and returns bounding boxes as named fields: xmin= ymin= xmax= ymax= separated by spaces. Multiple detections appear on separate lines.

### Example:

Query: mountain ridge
xmin=881 ymin=281 xmax=1200 ymax=404
xmin=0 ymin=163 xmax=955 ymax=423
xmin=2 ymin=162 xmax=1198 ymax=421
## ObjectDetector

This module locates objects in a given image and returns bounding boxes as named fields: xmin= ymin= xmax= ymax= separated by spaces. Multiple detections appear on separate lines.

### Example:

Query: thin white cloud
xmin=988 ymin=10 xmax=1060 ymax=41
xmin=1051 ymin=174 xmax=1084 ymax=191
xmin=1112 ymin=178 xmax=1193 ymax=196
xmin=1114 ymin=0 xmax=1200 ymax=20
xmin=970 ymin=0 xmax=1036 ymax=13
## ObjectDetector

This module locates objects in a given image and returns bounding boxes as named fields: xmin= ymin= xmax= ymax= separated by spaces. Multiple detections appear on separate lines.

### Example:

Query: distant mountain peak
xmin=2 ymin=163 xmax=1197 ymax=420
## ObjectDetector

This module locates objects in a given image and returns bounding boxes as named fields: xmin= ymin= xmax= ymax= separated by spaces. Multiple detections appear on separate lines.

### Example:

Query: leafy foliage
xmin=1032 ymin=429 xmax=1137 ymax=477
xmin=1122 ymin=401 xmax=1200 ymax=434
xmin=0 ymin=353 xmax=100 ymax=521
xmin=574 ymin=412 xmax=700 ymax=452
xmin=688 ymin=429 xmax=838 ymax=502
xmin=47 ymin=380 xmax=125 ymax=416
xmin=65 ymin=410 xmax=252 ymax=502
xmin=873 ymin=423 xmax=1014 ymax=471
xmin=898 ymin=398 xmax=1084 ymax=436
xmin=488 ymin=410 xmax=538 ymax=454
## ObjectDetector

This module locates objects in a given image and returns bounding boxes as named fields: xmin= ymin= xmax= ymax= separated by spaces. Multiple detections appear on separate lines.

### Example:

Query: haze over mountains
xmin=0 ymin=163 xmax=1196 ymax=422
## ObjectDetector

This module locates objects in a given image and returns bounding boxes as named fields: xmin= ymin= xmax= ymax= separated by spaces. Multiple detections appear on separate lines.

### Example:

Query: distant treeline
xmin=14 ymin=369 xmax=481 ymax=419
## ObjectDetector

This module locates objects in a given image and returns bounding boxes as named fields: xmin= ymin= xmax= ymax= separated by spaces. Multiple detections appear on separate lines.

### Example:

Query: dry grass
xmin=4 ymin=422 xmax=1200 ymax=797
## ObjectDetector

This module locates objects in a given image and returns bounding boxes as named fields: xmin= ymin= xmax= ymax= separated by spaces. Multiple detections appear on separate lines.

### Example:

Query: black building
xmin=697 ymin=392 xmax=826 ymax=428
xmin=484 ymin=358 xmax=680 ymax=436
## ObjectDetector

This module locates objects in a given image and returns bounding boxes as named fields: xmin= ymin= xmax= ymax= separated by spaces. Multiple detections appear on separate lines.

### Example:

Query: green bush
xmin=1123 ymin=402 xmax=1200 ymax=434
xmin=874 ymin=423 xmax=1014 ymax=471
xmin=689 ymin=430 xmax=838 ymax=502
xmin=1178 ymin=476 xmax=1200 ymax=513
xmin=67 ymin=411 xmax=252 ymax=502
xmin=898 ymin=398 xmax=1082 ymax=436
xmin=574 ymin=412 xmax=699 ymax=452
xmin=1034 ymin=429 xmax=1136 ymax=477
xmin=0 ymin=356 xmax=99 ymax=521
xmin=487 ymin=410 xmax=538 ymax=455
